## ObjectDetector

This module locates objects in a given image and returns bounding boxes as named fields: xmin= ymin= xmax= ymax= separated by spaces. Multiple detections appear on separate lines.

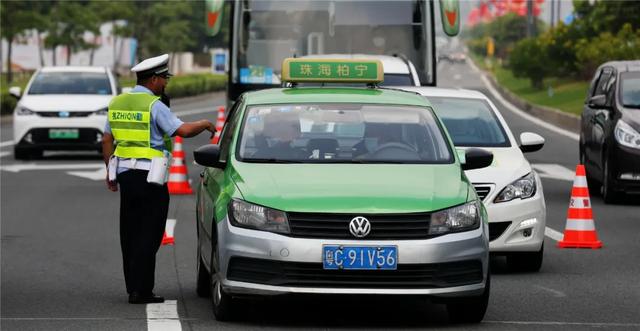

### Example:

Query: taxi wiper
xmin=243 ymin=158 xmax=305 ymax=163
xmin=344 ymin=159 xmax=410 ymax=164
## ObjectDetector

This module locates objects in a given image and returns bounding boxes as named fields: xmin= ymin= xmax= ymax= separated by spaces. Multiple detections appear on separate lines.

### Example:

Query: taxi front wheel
xmin=210 ymin=243 xmax=235 ymax=321
xmin=446 ymin=272 xmax=490 ymax=323
xmin=196 ymin=248 xmax=211 ymax=297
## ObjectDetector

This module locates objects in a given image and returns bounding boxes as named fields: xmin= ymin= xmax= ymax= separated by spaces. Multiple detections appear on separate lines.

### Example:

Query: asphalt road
xmin=2 ymin=59 xmax=640 ymax=330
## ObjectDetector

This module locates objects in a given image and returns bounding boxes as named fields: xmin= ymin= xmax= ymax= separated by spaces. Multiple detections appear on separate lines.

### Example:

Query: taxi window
xmin=428 ymin=97 xmax=511 ymax=147
xmin=237 ymin=103 xmax=452 ymax=163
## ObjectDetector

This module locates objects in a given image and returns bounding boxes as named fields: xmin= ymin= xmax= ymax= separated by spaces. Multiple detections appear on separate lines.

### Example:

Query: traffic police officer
xmin=102 ymin=54 xmax=216 ymax=304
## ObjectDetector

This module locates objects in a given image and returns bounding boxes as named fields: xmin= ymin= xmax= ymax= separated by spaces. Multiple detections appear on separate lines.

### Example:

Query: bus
xmin=215 ymin=0 xmax=459 ymax=103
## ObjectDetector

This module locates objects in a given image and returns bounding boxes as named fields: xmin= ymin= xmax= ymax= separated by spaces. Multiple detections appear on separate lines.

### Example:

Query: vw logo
xmin=349 ymin=216 xmax=371 ymax=238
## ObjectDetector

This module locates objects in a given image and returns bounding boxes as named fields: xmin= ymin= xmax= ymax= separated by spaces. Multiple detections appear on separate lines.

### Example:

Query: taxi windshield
xmin=237 ymin=103 xmax=452 ymax=164
xmin=428 ymin=97 xmax=511 ymax=147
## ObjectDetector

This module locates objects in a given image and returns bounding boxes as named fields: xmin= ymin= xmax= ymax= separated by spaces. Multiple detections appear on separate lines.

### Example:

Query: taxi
xmin=194 ymin=58 xmax=493 ymax=323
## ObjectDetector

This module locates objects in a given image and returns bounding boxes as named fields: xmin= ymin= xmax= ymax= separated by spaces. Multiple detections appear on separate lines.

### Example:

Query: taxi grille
xmin=473 ymin=185 xmax=492 ymax=202
xmin=287 ymin=212 xmax=431 ymax=240
xmin=227 ymin=257 xmax=483 ymax=289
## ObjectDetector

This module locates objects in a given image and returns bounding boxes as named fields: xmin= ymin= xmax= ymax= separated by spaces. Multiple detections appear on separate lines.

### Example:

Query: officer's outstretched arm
xmin=174 ymin=119 xmax=216 ymax=139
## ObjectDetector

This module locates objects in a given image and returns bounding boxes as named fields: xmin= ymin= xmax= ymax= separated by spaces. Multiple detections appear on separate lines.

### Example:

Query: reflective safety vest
xmin=108 ymin=92 xmax=169 ymax=159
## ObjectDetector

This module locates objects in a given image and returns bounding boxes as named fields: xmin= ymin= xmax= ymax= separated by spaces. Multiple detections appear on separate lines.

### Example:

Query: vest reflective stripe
xmin=108 ymin=93 xmax=163 ymax=159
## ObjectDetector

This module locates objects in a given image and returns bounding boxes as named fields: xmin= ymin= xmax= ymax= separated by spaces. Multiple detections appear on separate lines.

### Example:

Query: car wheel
xmin=446 ymin=271 xmax=490 ymax=323
xmin=210 ymin=243 xmax=234 ymax=321
xmin=579 ymin=147 xmax=600 ymax=195
xmin=14 ymin=147 xmax=41 ymax=160
xmin=506 ymin=243 xmax=543 ymax=272
xmin=196 ymin=248 xmax=211 ymax=297
xmin=602 ymin=157 xmax=621 ymax=204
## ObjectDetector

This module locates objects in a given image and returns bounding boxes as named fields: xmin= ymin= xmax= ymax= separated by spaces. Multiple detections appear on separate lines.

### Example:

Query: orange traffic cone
xmin=168 ymin=136 xmax=194 ymax=195
xmin=211 ymin=106 xmax=226 ymax=144
xmin=162 ymin=218 xmax=176 ymax=245
xmin=558 ymin=165 xmax=602 ymax=249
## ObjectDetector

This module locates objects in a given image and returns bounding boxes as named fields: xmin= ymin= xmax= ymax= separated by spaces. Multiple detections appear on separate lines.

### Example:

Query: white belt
xmin=118 ymin=159 xmax=151 ymax=171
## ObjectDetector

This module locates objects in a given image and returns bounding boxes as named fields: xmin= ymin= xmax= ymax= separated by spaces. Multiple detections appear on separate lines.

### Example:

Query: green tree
xmin=88 ymin=0 xmax=134 ymax=68
xmin=1 ymin=1 xmax=43 ymax=82
xmin=45 ymin=1 xmax=98 ymax=65
xmin=575 ymin=23 xmax=640 ymax=79
xmin=573 ymin=0 xmax=640 ymax=37
xmin=510 ymin=37 xmax=550 ymax=89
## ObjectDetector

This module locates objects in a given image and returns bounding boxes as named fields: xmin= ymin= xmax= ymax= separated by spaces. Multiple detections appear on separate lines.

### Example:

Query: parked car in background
xmin=10 ymin=66 xmax=119 ymax=159
xmin=580 ymin=60 xmax=640 ymax=203
xmin=401 ymin=87 xmax=547 ymax=272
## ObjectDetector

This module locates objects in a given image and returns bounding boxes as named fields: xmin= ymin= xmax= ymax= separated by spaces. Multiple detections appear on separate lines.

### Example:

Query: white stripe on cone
xmin=565 ymin=219 xmax=596 ymax=231
xmin=569 ymin=197 xmax=592 ymax=209
xmin=165 ymin=219 xmax=176 ymax=238
xmin=169 ymin=173 xmax=187 ymax=181
xmin=573 ymin=175 xmax=588 ymax=188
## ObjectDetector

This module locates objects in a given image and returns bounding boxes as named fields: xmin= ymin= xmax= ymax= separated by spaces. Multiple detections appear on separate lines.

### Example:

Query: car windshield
xmin=620 ymin=72 xmax=640 ymax=108
xmin=238 ymin=103 xmax=452 ymax=164
xmin=381 ymin=74 xmax=413 ymax=86
xmin=428 ymin=97 xmax=511 ymax=147
xmin=28 ymin=72 xmax=112 ymax=95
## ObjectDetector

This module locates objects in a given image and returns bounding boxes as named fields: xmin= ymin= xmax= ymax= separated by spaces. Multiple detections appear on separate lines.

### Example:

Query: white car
xmin=401 ymin=87 xmax=547 ymax=272
xmin=301 ymin=54 xmax=421 ymax=86
xmin=10 ymin=66 xmax=119 ymax=159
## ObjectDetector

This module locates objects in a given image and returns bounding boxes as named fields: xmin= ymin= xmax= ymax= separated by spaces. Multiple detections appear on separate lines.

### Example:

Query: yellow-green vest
xmin=108 ymin=92 xmax=171 ymax=159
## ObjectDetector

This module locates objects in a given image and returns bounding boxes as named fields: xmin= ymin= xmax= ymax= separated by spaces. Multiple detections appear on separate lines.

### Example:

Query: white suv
xmin=401 ymin=87 xmax=547 ymax=272
xmin=10 ymin=66 xmax=119 ymax=159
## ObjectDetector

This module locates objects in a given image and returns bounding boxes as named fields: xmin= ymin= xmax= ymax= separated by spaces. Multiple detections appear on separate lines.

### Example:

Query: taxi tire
xmin=506 ymin=243 xmax=543 ymax=272
xmin=211 ymin=243 xmax=235 ymax=321
xmin=196 ymin=249 xmax=211 ymax=297
xmin=14 ymin=146 xmax=41 ymax=160
xmin=446 ymin=272 xmax=490 ymax=323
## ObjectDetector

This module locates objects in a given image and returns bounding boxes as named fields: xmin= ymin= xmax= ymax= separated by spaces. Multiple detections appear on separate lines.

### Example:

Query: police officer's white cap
xmin=131 ymin=54 xmax=173 ymax=78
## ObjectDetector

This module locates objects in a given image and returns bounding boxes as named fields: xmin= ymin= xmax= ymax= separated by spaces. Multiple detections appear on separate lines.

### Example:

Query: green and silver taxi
xmin=194 ymin=59 xmax=493 ymax=323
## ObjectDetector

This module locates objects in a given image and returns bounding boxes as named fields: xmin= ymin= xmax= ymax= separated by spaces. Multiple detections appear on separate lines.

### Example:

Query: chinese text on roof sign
xmin=281 ymin=58 xmax=384 ymax=83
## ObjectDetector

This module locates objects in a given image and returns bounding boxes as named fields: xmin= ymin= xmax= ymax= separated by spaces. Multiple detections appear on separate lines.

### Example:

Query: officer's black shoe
xmin=128 ymin=292 xmax=165 ymax=304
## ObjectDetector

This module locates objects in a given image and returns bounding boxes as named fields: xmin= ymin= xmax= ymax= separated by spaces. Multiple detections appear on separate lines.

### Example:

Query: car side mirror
xmin=9 ymin=86 xmax=21 ymax=99
xmin=194 ymin=144 xmax=225 ymax=169
xmin=519 ymin=132 xmax=545 ymax=153
xmin=461 ymin=148 xmax=493 ymax=171
xmin=588 ymin=95 xmax=609 ymax=109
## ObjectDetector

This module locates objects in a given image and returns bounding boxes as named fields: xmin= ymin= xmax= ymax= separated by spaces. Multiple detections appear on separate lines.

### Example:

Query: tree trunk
xmin=37 ymin=31 xmax=45 ymax=67
xmin=112 ymin=21 xmax=118 ymax=69
xmin=7 ymin=37 xmax=13 ymax=83
xmin=66 ymin=46 xmax=71 ymax=65
xmin=52 ymin=45 xmax=57 ymax=66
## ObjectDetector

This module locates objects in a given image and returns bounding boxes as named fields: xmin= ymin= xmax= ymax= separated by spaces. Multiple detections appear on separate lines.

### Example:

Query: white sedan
xmin=10 ymin=66 xmax=119 ymax=159
xmin=401 ymin=87 xmax=547 ymax=272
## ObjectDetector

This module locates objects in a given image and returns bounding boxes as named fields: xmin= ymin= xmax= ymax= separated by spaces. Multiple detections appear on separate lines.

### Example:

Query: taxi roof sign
xmin=281 ymin=58 xmax=384 ymax=84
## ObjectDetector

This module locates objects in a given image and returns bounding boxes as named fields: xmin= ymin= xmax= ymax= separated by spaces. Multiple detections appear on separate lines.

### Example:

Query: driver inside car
xmin=352 ymin=123 xmax=404 ymax=158
xmin=251 ymin=111 xmax=309 ymax=160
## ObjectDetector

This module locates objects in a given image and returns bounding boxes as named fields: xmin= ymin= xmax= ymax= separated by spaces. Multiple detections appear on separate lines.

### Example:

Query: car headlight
xmin=614 ymin=120 xmax=640 ymax=150
xmin=494 ymin=172 xmax=536 ymax=203
xmin=429 ymin=201 xmax=481 ymax=235
xmin=229 ymin=199 xmax=290 ymax=234
xmin=15 ymin=106 xmax=35 ymax=116
xmin=94 ymin=107 xmax=108 ymax=116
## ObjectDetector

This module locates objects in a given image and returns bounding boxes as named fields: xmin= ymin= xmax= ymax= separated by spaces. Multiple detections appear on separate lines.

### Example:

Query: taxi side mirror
xmin=462 ymin=148 xmax=493 ymax=171
xmin=194 ymin=144 xmax=225 ymax=169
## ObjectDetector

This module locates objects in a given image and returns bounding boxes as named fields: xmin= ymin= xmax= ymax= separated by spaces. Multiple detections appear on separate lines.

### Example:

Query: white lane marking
xmin=0 ymin=162 xmax=103 ymax=173
xmin=0 ymin=151 xmax=11 ymax=158
xmin=485 ymin=320 xmax=640 ymax=328
xmin=67 ymin=168 xmax=106 ymax=181
xmin=532 ymin=163 xmax=575 ymax=181
xmin=147 ymin=300 xmax=182 ymax=331
xmin=533 ymin=285 xmax=566 ymax=298
xmin=174 ymin=105 xmax=223 ymax=118
xmin=545 ymin=227 xmax=564 ymax=242
xmin=466 ymin=58 xmax=580 ymax=141
xmin=0 ymin=140 xmax=15 ymax=148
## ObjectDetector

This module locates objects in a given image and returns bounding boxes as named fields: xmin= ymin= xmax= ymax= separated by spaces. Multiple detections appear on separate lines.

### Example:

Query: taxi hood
xmin=231 ymin=162 xmax=469 ymax=214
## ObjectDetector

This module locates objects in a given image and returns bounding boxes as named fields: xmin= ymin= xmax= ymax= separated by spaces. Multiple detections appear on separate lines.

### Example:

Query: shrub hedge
xmin=1 ymin=73 xmax=227 ymax=116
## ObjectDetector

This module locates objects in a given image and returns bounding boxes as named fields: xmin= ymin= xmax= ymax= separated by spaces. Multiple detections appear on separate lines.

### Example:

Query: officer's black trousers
xmin=118 ymin=170 xmax=169 ymax=295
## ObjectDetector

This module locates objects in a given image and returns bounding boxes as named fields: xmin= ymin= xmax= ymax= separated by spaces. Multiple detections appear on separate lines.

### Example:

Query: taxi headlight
xmin=229 ymin=199 xmax=290 ymax=234
xmin=614 ymin=120 xmax=640 ymax=150
xmin=15 ymin=106 xmax=35 ymax=116
xmin=94 ymin=107 xmax=108 ymax=116
xmin=429 ymin=201 xmax=480 ymax=235
xmin=494 ymin=172 xmax=536 ymax=203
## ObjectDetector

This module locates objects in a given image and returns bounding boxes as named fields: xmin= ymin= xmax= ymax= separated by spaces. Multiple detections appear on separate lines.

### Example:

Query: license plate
xmin=323 ymin=245 xmax=397 ymax=270
xmin=49 ymin=129 xmax=79 ymax=139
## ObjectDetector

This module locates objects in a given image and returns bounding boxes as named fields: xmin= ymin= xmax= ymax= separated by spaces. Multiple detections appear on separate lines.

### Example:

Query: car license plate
xmin=323 ymin=245 xmax=397 ymax=270
xmin=49 ymin=129 xmax=79 ymax=139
